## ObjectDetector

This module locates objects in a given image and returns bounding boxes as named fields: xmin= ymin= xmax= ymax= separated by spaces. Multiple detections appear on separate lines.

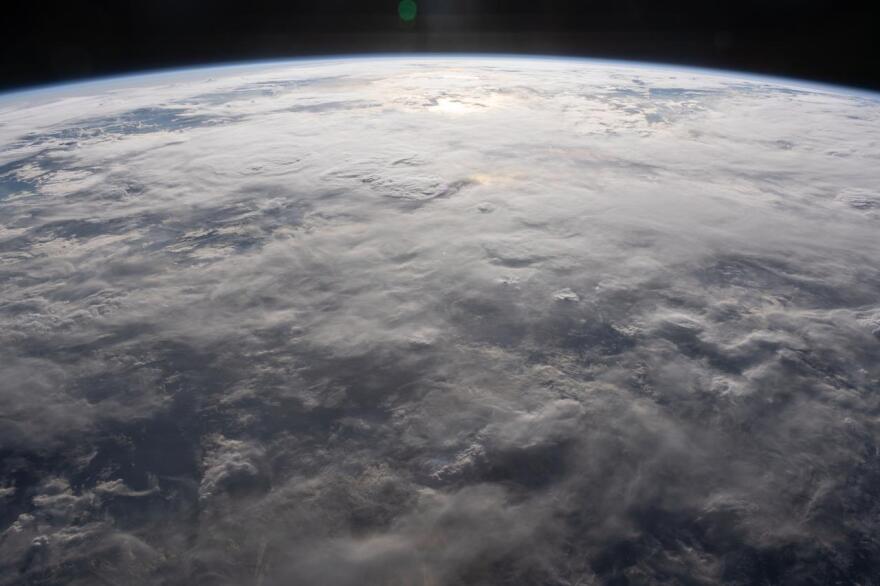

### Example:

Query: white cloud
xmin=1 ymin=57 xmax=879 ymax=585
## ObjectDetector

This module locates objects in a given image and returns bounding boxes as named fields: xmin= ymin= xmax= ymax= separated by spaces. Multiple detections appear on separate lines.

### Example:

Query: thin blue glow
xmin=1 ymin=53 xmax=878 ymax=102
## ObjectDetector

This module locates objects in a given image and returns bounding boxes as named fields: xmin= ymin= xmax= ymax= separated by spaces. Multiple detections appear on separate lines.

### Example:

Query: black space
xmin=2 ymin=0 xmax=879 ymax=93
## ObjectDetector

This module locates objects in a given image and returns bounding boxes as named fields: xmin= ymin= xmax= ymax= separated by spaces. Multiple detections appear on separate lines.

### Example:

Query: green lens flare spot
xmin=398 ymin=0 xmax=417 ymax=22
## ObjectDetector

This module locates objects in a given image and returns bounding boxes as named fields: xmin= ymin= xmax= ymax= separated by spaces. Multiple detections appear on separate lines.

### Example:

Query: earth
xmin=1 ymin=56 xmax=879 ymax=585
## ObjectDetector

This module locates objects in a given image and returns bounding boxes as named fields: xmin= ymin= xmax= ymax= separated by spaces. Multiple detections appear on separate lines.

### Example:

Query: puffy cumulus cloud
xmin=272 ymin=484 xmax=551 ymax=586
xmin=0 ymin=477 xmax=164 ymax=585
xmin=1 ymin=57 xmax=880 ymax=584
xmin=198 ymin=435 xmax=269 ymax=508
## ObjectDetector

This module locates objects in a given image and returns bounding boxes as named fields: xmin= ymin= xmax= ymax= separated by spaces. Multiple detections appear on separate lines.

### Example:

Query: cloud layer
xmin=1 ymin=57 xmax=879 ymax=585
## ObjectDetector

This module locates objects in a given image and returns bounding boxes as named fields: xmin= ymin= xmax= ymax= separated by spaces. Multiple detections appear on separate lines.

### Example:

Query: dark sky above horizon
xmin=2 ymin=0 xmax=879 ymax=93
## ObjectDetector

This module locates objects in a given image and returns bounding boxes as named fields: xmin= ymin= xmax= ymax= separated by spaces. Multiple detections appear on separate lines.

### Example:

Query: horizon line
xmin=3 ymin=52 xmax=878 ymax=101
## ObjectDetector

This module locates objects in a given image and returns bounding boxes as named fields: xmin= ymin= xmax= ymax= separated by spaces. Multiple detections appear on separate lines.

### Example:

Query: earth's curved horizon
xmin=1 ymin=55 xmax=879 ymax=585
xmin=4 ymin=54 xmax=880 ymax=102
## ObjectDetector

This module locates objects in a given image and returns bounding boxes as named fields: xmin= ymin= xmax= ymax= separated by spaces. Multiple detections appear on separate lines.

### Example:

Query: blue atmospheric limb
xmin=2 ymin=54 xmax=879 ymax=103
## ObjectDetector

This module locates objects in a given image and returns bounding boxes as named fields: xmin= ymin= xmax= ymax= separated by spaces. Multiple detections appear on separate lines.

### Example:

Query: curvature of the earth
xmin=1 ymin=56 xmax=880 ymax=585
